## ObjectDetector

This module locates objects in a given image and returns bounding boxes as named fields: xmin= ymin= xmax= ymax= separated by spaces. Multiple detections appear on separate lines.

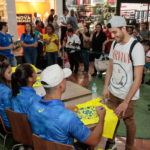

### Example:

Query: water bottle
xmin=92 ymin=83 xmax=98 ymax=99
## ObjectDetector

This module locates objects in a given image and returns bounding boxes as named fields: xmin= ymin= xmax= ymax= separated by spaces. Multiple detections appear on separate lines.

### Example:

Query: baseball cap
xmin=41 ymin=64 xmax=72 ymax=88
xmin=108 ymin=16 xmax=127 ymax=28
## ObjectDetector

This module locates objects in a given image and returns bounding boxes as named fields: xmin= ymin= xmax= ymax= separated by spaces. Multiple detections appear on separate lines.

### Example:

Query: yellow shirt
xmin=43 ymin=34 xmax=58 ymax=52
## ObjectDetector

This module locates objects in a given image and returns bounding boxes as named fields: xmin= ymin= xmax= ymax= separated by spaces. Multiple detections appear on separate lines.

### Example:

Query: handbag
xmin=94 ymin=53 xmax=109 ymax=71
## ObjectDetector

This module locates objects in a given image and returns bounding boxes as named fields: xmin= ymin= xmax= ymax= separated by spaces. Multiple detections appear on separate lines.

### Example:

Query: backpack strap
xmin=113 ymin=41 xmax=117 ymax=49
xmin=129 ymin=40 xmax=138 ymax=81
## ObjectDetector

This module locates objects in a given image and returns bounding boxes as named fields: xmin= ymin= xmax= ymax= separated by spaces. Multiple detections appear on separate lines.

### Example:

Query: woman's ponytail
xmin=11 ymin=63 xmax=34 ymax=97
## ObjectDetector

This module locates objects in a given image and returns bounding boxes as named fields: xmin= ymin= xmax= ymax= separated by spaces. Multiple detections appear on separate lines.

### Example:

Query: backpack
xmin=113 ymin=40 xmax=138 ymax=80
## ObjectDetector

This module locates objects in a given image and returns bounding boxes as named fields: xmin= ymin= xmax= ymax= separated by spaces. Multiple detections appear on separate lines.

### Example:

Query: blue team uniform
xmin=0 ymin=32 xmax=14 ymax=58
xmin=12 ymin=87 xmax=41 ymax=114
xmin=0 ymin=82 xmax=12 ymax=129
xmin=28 ymin=99 xmax=90 ymax=146
xmin=20 ymin=34 xmax=38 ymax=51
xmin=20 ymin=33 xmax=38 ymax=65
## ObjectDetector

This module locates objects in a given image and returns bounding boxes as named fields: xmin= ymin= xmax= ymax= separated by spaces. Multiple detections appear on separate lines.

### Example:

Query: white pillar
xmin=6 ymin=0 xmax=18 ymax=41
xmin=50 ymin=0 xmax=55 ymax=9
xmin=55 ymin=0 xmax=63 ymax=17
xmin=48 ymin=0 xmax=63 ymax=17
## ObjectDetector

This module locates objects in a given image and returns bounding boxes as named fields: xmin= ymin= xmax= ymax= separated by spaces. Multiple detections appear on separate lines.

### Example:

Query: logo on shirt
xmin=8 ymin=38 xmax=11 ymax=42
xmin=113 ymin=50 xmax=130 ymax=64
xmin=38 ymin=108 xmax=45 ymax=113
xmin=30 ymin=37 xmax=34 ymax=41
xmin=111 ymin=63 xmax=127 ymax=89
xmin=17 ymin=92 xmax=21 ymax=96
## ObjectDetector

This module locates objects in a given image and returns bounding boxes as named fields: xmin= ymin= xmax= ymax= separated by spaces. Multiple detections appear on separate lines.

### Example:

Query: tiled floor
xmin=117 ymin=137 xmax=150 ymax=150
xmin=69 ymin=62 xmax=150 ymax=150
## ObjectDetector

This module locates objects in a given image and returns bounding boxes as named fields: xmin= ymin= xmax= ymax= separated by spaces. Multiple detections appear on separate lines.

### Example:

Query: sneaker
xmin=105 ymin=141 xmax=117 ymax=150
xmin=98 ymin=73 xmax=102 ymax=78
xmin=19 ymin=146 xmax=24 ymax=150
xmin=92 ymin=73 xmax=97 ymax=77
xmin=146 ymin=80 xmax=150 ymax=85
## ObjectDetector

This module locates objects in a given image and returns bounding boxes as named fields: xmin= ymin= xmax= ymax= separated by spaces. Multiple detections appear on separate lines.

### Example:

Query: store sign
xmin=121 ymin=3 xmax=148 ymax=11
xmin=17 ymin=14 xmax=32 ymax=25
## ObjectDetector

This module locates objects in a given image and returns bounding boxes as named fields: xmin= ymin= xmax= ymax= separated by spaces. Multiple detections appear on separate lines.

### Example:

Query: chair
xmin=0 ymin=114 xmax=12 ymax=150
xmin=32 ymin=133 xmax=74 ymax=150
xmin=6 ymin=109 xmax=33 ymax=150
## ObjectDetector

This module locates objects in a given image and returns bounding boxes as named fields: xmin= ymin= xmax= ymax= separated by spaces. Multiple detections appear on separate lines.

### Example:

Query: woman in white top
xmin=53 ymin=15 xmax=59 ymax=36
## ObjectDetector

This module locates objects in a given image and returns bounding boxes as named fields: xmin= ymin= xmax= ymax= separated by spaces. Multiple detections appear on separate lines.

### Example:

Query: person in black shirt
xmin=47 ymin=9 xmax=55 ymax=24
xmin=91 ymin=23 xmax=107 ymax=76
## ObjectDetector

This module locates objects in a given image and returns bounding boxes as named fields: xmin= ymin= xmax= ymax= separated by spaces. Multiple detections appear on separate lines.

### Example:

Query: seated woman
xmin=0 ymin=62 xmax=12 ymax=129
xmin=11 ymin=63 xmax=41 ymax=114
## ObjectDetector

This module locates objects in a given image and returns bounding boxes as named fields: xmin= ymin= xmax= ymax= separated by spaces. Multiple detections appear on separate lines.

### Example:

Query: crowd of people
xmin=1 ymin=9 xmax=150 ymax=78
xmin=0 ymin=8 xmax=150 ymax=150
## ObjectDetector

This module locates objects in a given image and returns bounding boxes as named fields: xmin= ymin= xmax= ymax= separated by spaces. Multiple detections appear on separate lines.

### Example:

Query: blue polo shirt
xmin=28 ymin=99 xmax=90 ymax=146
xmin=0 ymin=32 xmax=14 ymax=58
xmin=0 ymin=82 xmax=12 ymax=129
xmin=12 ymin=87 xmax=41 ymax=114
xmin=20 ymin=33 xmax=38 ymax=51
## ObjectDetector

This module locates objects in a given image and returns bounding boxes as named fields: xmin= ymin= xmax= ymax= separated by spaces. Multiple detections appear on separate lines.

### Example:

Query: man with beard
xmin=102 ymin=16 xmax=145 ymax=150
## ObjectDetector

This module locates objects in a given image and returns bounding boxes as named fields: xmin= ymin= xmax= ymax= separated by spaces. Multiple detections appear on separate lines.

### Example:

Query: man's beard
xmin=117 ymin=33 xmax=124 ymax=43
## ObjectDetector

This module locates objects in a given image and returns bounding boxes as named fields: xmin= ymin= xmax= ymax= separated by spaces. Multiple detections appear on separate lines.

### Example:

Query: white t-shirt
xmin=66 ymin=34 xmax=81 ymax=53
xmin=109 ymin=37 xmax=145 ymax=100
xmin=60 ymin=15 xmax=68 ymax=27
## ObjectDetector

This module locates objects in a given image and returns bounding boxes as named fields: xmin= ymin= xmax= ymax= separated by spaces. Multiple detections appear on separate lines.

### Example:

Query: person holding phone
xmin=43 ymin=24 xmax=59 ymax=66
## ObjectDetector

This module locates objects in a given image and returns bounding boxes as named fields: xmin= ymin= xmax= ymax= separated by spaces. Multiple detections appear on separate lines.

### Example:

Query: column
xmin=55 ymin=0 xmax=63 ymax=17
xmin=50 ymin=0 xmax=55 ymax=9
xmin=49 ymin=0 xmax=63 ymax=18
xmin=6 ymin=0 xmax=18 ymax=41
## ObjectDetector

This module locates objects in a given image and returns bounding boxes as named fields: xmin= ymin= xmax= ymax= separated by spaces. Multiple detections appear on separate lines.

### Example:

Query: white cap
xmin=41 ymin=64 xmax=72 ymax=88
xmin=109 ymin=16 xmax=127 ymax=28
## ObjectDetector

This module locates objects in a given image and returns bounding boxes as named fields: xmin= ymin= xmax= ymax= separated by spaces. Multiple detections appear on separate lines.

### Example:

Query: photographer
xmin=66 ymin=28 xmax=81 ymax=73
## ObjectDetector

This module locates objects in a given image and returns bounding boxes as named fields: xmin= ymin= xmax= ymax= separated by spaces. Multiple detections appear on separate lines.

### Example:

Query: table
xmin=35 ymin=81 xmax=92 ymax=102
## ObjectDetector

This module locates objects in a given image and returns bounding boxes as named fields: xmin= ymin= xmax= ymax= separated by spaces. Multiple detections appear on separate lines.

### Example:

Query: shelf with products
xmin=67 ymin=3 xmax=116 ymax=26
